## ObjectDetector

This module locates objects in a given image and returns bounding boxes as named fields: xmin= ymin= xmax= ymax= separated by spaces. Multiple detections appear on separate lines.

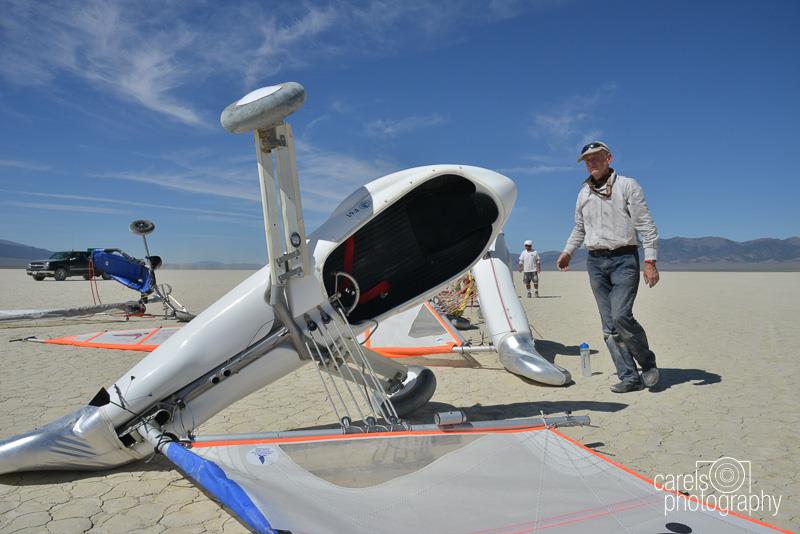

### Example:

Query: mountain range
xmin=534 ymin=236 xmax=800 ymax=271
xmin=2 ymin=237 xmax=799 ymax=271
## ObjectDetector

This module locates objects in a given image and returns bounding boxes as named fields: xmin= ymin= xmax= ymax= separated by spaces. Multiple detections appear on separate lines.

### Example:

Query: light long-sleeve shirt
xmin=563 ymin=171 xmax=659 ymax=261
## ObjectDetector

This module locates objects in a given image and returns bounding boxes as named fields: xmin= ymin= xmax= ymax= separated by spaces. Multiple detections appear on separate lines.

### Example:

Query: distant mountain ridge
xmin=535 ymin=236 xmax=800 ymax=271
xmin=2 ymin=237 xmax=799 ymax=271
xmin=0 ymin=240 xmax=53 ymax=268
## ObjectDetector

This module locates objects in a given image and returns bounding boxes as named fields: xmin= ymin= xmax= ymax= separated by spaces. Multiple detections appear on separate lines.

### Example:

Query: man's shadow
xmin=648 ymin=368 xmax=721 ymax=392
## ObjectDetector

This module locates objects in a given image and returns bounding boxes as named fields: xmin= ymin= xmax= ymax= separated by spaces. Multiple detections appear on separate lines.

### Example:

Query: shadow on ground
xmin=0 ymin=454 xmax=174 ymax=486
xmin=534 ymin=339 xmax=600 ymax=361
xmin=649 ymin=368 xmax=721 ymax=392
xmin=407 ymin=400 xmax=628 ymax=424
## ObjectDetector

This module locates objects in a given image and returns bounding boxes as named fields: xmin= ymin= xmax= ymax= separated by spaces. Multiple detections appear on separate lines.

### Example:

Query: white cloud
xmin=82 ymin=140 xmax=395 ymax=216
xmin=4 ymin=201 xmax=126 ymax=215
xmin=497 ymin=164 xmax=574 ymax=176
xmin=0 ymin=1 xmax=203 ymax=125
xmin=1 ymin=1 xmax=555 ymax=127
xmin=0 ymin=158 xmax=51 ymax=172
xmin=0 ymin=189 xmax=258 ymax=221
xmin=93 ymin=169 xmax=260 ymax=202
xmin=296 ymin=142 xmax=397 ymax=213
xmin=366 ymin=114 xmax=446 ymax=139
xmin=531 ymin=83 xmax=616 ymax=151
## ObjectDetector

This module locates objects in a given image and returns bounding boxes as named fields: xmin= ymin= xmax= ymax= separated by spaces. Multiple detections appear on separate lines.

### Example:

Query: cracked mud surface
xmin=1 ymin=270 xmax=797 ymax=532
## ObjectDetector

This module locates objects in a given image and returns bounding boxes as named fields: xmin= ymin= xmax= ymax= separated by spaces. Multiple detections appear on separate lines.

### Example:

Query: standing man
xmin=518 ymin=240 xmax=541 ymax=298
xmin=557 ymin=141 xmax=660 ymax=392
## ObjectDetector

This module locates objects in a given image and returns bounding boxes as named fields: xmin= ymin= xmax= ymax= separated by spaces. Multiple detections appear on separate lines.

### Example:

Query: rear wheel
xmin=54 ymin=268 xmax=67 ymax=281
xmin=384 ymin=366 xmax=437 ymax=417
xmin=101 ymin=273 xmax=111 ymax=280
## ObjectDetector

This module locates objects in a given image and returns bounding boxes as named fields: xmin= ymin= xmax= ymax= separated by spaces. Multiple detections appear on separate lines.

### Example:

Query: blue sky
xmin=1 ymin=0 xmax=797 ymax=263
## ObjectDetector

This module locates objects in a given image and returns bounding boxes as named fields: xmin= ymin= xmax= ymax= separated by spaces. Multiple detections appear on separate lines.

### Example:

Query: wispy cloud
xmin=77 ymin=141 xmax=396 ymax=216
xmin=1 ymin=1 xmax=552 ymax=127
xmin=0 ymin=158 xmax=51 ymax=172
xmin=497 ymin=164 xmax=574 ymax=176
xmin=366 ymin=114 xmax=446 ymax=139
xmin=296 ymin=142 xmax=397 ymax=213
xmin=531 ymin=83 xmax=616 ymax=151
xmin=4 ymin=201 xmax=125 ymax=215
xmin=92 ymin=170 xmax=260 ymax=202
xmin=0 ymin=1 xmax=204 ymax=125
xmin=0 ymin=189 xmax=258 ymax=222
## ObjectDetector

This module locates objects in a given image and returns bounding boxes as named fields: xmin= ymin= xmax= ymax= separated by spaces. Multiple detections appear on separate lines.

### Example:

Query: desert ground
xmin=0 ymin=269 xmax=797 ymax=533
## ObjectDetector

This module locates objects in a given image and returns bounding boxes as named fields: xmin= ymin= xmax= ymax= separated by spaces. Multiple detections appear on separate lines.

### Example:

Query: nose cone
xmin=0 ymin=406 xmax=138 ymax=474
xmin=498 ymin=334 xmax=572 ymax=386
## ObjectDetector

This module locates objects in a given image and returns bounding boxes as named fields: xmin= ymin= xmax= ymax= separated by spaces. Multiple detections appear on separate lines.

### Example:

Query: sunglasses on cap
xmin=580 ymin=142 xmax=609 ymax=153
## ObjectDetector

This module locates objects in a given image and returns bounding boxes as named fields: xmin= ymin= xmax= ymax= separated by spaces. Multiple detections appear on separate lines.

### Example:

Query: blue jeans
xmin=587 ymin=251 xmax=656 ymax=384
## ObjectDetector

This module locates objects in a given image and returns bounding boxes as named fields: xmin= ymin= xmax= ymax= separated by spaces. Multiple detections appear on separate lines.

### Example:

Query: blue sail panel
xmin=163 ymin=442 xmax=275 ymax=534
xmin=91 ymin=249 xmax=154 ymax=293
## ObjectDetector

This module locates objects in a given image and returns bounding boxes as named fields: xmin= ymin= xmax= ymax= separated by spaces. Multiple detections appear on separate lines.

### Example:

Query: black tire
xmin=33 ymin=275 xmax=45 ymax=281
xmin=101 ymin=273 xmax=112 ymax=280
xmin=384 ymin=367 xmax=437 ymax=417
xmin=54 ymin=268 xmax=68 ymax=281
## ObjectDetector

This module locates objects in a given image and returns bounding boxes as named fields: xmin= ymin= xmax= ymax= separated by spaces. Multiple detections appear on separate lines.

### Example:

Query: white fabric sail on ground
xmin=182 ymin=426 xmax=783 ymax=533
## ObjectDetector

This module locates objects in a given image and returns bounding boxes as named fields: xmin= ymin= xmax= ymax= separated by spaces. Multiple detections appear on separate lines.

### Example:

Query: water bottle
xmin=580 ymin=342 xmax=591 ymax=377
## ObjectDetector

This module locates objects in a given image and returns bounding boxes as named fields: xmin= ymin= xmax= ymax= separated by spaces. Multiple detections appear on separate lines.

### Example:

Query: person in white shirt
xmin=557 ymin=141 xmax=660 ymax=393
xmin=518 ymin=240 xmax=541 ymax=298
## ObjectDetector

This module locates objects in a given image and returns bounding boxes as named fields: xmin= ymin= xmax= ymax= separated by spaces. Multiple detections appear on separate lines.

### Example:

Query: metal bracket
xmin=275 ymin=249 xmax=301 ymax=266
xmin=257 ymin=127 xmax=287 ymax=152
xmin=277 ymin=267 xmax=303 ymax=282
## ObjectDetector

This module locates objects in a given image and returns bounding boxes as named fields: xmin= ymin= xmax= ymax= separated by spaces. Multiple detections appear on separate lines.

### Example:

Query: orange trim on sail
xmin=44 ymin=338 xmax=158 ymax=352
xmin=190 ymin=424 xmax=548 ymax=449
xmin=372 ymin=342 xmax=458 ymax=358
xmin=424 ymin=301 xmax=461 ymax=341
xmin=550 ymin=429 xmax=792 ymax=533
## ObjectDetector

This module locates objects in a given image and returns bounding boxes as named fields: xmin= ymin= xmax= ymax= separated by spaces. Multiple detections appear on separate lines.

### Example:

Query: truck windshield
xmin=48 ymin=252 xmax=70 ymax=260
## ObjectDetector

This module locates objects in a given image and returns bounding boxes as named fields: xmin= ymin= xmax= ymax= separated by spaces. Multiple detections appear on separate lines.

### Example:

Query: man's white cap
xmin=577 ymin=141 xmax=611 ymax=162
xmin=524 ymin=240 xmax=533 ymax=246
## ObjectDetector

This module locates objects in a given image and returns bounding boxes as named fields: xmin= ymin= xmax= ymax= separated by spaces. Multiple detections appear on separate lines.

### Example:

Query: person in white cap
xmin=518 ymin=240 xmax=541 ymax=298
xmin=556 ymin=141 xmax=660 ymax=393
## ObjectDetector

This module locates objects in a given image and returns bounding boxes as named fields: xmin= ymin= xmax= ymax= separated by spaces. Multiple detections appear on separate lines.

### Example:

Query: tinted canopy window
xmin=323 ymin=174 xmax=498 ymax=323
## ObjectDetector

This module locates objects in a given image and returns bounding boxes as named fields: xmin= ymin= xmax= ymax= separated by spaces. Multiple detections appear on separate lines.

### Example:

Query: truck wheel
xmin=54 ymin=268 xmax=68 ymax=281
xmin=101 ymin=273 xmax=111 ymax=280
xmin=33 ymin=275 xmax=45 ymax=281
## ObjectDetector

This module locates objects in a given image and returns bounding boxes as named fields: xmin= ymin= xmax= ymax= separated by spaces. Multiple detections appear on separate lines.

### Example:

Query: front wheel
xmin=54 ymin=268 xmax=67 ymax=281
xmin=33 ymin=275 xmax=45 ymax=281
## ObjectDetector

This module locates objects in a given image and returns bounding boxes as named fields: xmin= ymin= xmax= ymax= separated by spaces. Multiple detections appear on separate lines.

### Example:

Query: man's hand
xmin=518 ymin=264 xmax=523 ymax=273
xmin=556 ymin=252 xmax=571 ymax=271
xmin=643 ymin=262 xmax=660 ymax=287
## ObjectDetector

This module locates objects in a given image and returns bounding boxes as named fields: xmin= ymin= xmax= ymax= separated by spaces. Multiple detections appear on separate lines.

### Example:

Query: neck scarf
xmin=587 ymin=169 xmax=615 ymax=198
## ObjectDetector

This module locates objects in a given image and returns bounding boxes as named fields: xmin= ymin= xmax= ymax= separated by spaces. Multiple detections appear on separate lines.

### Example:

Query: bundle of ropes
xmin=432 ymin=273 xmax=475 ymax=317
